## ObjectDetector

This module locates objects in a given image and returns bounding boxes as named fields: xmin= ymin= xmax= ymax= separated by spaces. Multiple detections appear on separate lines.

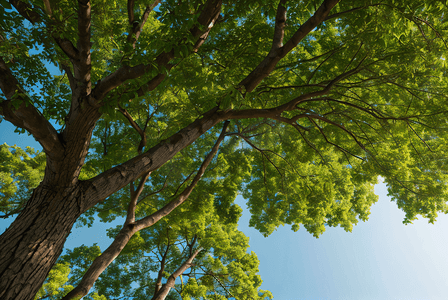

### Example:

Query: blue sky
xmin=236 ymin=185 xmax=448 ymax=300
xmin=1 ymin=120 xmax=448 ymax=300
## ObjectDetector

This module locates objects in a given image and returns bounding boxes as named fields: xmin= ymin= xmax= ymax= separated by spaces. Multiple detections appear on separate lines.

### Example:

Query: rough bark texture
xmin=0 ymin=0 xmax=341 ymax=298
xmin=0 ymin=186 xmax=83 ymax=300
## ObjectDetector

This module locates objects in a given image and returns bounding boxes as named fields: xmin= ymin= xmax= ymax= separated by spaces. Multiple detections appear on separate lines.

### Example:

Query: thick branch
xmin=45 ymin=0 xmax=221 ymax=189
xmin=9 ymin=0 xmax=41 ymax=23
xmin=227 ymin=75 xmax=350 ymax=120
xmin=282 ymin=0 xmax=340 ymax=55
xmin=42 ymin=0 xmax=52 ymax=15
xmin=91 ymin=51 xmax=168 ymax=101
xmin=152 ymin=247 xmax=202 ymax=300
xmin=62 ymin=172 xmax=148 ymax=300
xmin=60 ymin=223 xmax=138 ymax=300
xmin=127 ymin=0 xmax=135 ymax=24
xmin=136 ymin=72 xmax=171 ymax=98
xmin=81 ymin=105 xmax=225 ymax=210
xmin=10 ymin=0 xmax=79 ymax=61
xmin=53 ymin=37 xmax=79 ymax=61
xmin=83 ymin=62 xmax=362 ymax=210
xmin=58 ymin=0 xmax=93 ymax=164
xmin=272 ymin=0 xmax=287 ymax=50
xmin=0 ymin=58 xmax=64 ymax=158
xmin=92 ymin=0 xmax=222 ymax=102
xmin=63 ymin=122 xmax=228 ymax=300
xmin=133 ymin=121 xmax=229 ymax=231
xmin=239 ymin=0 xmax=340 ymax=93
xmin=190 ymin=0 xmax=222 ymax=52
xmin=127 ymin=1 xmax=161 ymax=48
xmin=75 ymin=0 xmax=92 ymax=94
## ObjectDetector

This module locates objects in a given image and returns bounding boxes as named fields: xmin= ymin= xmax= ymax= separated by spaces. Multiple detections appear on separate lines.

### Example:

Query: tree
xmin=1 ymin=0 xmax=448 ymax=299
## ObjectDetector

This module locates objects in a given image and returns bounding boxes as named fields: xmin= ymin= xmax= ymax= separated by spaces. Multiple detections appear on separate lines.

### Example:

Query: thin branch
xmin=117 ymin=105 xmax=152 ymax=154
xmin=257 ymin=83 xmax=326 ymax=96
xmin=229 ymin=60 xmax=366 ymax=121
xmin=306 ymin=49 xmax=339 ymax=84
xmin=300 ymin=97 xmax=394 ymax=120
xmin=61 ymin=64 xmax=76 ymax=91
xmin=198 ymin=265 xmax=235 ymax=299
xmin=343 ymin=42 xmax=364 ymax=72
xmin=309 ymin=112 xmax=367 ymax=153
xmin=238 ymin=133 xmax=284 ymax=178
xmin=278 ymin=46 xmax=343 ymax=69
xmin=125 ymin=171 xmax=151 ymax=225
xmin=137 ymin=178 xmax=168 ymax=205
xmin=10 ymin=0 xmax=79 ymax=61
xmin=324 ymin=4 xmax=383 ymax=21
xmin=154 ymin=242 xmax=171 ymax=297
xmin=293 ymin=122 xmax=327 ymax=163
xmin=412 ymin=15 xmax=448 ymax=49
xmin=407 ymin=121 xmax=433 ymax=152
xmin=308 ymin=117 xmax=365 ymax=160
xmin=170 ymin=170 xmax=195 ymax=198
xmin=0 ymin=207 xmax=23 ymax=219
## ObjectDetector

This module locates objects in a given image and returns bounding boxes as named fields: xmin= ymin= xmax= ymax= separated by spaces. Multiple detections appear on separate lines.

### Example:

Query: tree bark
xmin=0 ymin=1 xmax=343 ymax=298
xmin=0 ymin=185 xmax=83 ymax=300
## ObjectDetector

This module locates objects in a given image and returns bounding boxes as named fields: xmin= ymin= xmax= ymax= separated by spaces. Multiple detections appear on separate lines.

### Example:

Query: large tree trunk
xmin=0 ymin=185 xmax=83 ymax=300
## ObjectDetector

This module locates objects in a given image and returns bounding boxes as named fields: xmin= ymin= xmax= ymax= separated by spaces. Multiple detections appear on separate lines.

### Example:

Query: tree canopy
xmin=1 ymin=0 xmax=448 ymax=299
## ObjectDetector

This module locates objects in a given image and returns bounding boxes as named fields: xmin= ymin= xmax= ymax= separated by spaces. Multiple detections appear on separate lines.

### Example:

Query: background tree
xmin=2 ymin=0 xmax=448 ymax=299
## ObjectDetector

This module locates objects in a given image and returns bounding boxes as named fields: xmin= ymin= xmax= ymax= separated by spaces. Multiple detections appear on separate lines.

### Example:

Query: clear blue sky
xmin=1 ymin=120 xmax=448 ymax=300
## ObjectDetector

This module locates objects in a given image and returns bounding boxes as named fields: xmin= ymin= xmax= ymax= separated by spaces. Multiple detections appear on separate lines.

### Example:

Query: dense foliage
xmin=1 ymin=0 xmax=448 ymax=299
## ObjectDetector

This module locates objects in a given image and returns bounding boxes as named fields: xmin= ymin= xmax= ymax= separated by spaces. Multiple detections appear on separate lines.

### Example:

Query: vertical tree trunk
xmin=0 ymin=185 xmax=83 ymax=300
